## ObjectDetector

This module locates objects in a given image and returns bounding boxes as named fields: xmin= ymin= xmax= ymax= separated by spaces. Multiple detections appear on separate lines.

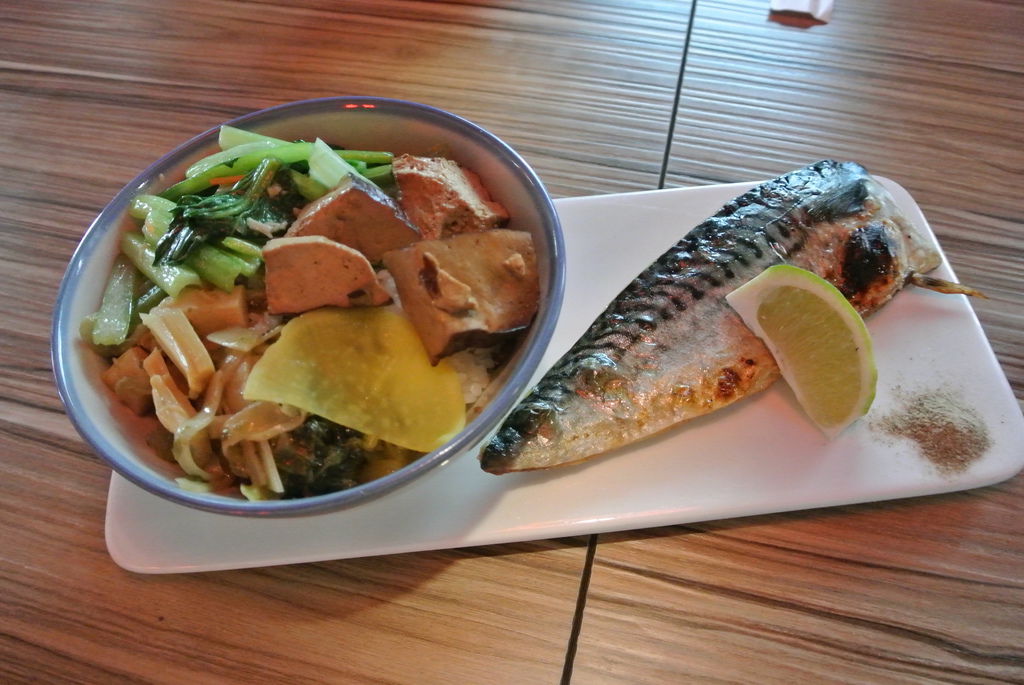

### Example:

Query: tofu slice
xmin=382 ymin=230 xmax=538 ymax=363
xmin=393 ymin=155 xmax=509 ymax=240
xmin=286 ymin=174 xmax=421 ymax=262
xmin=263 ymin=236 xmax=391 ymax=315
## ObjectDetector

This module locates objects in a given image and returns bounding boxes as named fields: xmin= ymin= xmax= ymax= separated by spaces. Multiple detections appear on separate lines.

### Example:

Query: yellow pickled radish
xmin=243 ymin=307 xmax=466 ymax=452
xmin=725 ymin=264 xmax=877 ymax=437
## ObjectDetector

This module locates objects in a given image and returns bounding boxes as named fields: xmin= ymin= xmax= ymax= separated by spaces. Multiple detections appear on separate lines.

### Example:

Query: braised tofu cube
xmin=393 ymin=155 xmax=509 ymax=240
xmin=286 ymin=173 xmax=421 ymax=262
xmin=382 ymin=230 xmax=538 ymax=363
xmin=263 ymin=236 xmax=391 ymax=315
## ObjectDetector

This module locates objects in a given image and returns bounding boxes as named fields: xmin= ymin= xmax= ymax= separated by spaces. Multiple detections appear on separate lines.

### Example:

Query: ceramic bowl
xmin=52 ymin=96 xmax=565 ymax=516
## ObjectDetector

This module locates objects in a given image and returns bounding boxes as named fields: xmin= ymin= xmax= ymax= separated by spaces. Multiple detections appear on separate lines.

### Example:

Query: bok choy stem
xmin=90 ymin=255 xmax=140 ymax=346
xmin=120 ymin=232 xmax=201 ymax=297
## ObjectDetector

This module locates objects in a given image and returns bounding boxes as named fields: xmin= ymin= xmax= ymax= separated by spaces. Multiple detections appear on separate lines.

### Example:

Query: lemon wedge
xmin=243 ymin=307 xmax=466 ymax=452
xmin=726 ymin=264 xmax=877 ymax=437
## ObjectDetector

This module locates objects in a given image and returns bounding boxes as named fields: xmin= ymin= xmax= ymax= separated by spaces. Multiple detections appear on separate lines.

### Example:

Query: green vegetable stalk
xmin=120 ymin=232 xmax=201 ymax=297
xmin=159 ymin=139 xmax=393 ymax=201
xmin=90 ymin=255 xmax=141 ymax=346
xmin=186 ymin=245 xmax=251 ymax=292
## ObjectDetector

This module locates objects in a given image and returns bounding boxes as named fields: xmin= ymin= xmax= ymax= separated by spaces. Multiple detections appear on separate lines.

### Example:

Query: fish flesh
xmin=480 ymin=160 xmax=942 ymax=474
xmin=482 ymin=161 xmax=943 ymax=473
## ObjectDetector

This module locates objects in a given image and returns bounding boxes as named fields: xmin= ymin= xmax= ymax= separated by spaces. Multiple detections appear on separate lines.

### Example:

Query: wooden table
xmin=3 ymin=1 xmax=1021 ymax=682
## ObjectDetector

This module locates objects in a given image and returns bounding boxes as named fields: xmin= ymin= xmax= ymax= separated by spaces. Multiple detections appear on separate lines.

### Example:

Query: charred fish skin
xmin=481 ymin=160 xmax=940 ymax=474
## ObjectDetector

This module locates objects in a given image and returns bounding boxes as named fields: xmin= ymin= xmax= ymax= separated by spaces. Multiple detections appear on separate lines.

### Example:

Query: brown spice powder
xmin=877 ymin=389 xmax=991 ymax=475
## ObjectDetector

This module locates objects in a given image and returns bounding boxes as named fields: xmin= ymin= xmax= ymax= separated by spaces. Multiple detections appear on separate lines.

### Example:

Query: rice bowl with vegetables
xmin=52 ymin=98 xmax=564 ymax=516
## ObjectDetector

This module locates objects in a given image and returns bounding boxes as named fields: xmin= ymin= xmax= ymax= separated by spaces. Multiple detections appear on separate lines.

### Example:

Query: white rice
xmin=445 ymin=347 xmax=498 ymax=405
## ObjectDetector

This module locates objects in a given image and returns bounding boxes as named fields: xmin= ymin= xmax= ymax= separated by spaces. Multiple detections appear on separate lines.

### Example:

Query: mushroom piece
xmin=263 ymin=235 xmax=391 ymax=315
xmin=285 ymin=173 xmax=421 ymax=262
xmin=392 ymin=154 xmax=509 ymax=240
xmin=382 ymin=229 xmax=539 ymax=363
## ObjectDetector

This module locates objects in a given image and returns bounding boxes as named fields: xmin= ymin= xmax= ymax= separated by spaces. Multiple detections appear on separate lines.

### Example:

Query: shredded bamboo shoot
xmin=258 ymin=440 xmax=285 ymax=494
xmin=141 ymin=308 xmax=215 ymax=399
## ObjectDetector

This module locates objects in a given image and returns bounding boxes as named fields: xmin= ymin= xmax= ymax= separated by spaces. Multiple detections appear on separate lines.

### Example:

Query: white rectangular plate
xmin=105 ymin=180 xmax=1024 ymax=573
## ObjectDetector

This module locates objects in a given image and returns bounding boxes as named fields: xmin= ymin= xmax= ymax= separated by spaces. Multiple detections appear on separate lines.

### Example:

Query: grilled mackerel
xmin=480 ymin=160 xmax=942 ymax=474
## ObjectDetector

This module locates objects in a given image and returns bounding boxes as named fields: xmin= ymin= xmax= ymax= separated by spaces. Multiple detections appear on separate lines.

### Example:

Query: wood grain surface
xmin=1 ymin=0 xmax=1021 ymax=683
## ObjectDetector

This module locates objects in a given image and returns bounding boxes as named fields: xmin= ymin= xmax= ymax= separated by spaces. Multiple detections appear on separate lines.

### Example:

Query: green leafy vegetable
xmin=130 ymin=194 xmax=258 ymax=290
xmin=154 ymin=158 xmax=291 ymax=266
xmin=273 ymin=416 xmax=370 ymax=498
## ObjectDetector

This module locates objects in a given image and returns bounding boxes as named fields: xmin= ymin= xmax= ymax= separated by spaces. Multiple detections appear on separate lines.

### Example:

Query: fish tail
xmin=909 ymin=273 xmax=986 ymax=298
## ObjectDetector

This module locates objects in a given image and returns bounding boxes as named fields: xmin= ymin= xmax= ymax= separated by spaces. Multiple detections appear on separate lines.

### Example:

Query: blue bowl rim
xmin=51 ymin=96 xmax=566 ymax=517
